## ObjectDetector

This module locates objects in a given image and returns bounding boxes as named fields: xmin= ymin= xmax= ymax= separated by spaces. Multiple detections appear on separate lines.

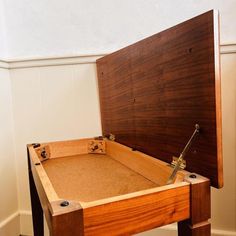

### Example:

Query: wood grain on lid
xmin=97 ymin=10 xmax=223 ymax=188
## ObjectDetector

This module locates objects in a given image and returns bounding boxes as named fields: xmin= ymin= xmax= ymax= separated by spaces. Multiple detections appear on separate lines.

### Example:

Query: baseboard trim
xmin=140 ymin=224 xmax=236 ymax=236
xmin=18 ymin=211 xmax=236 ymax=236
xmin=0 ymin=211 xmax=20 ymax=236
xmin=19 ymin=210 xmax=33 ymax=236
xmin=1 ymin=211 xmax=234 ymax=236
xmin=0 ymin=211 xmax=19 ymax=228
xmin=0 ymin=43 xmax=235 ymax=69
xmin=212 ymin=229 xmax=236 ymax=236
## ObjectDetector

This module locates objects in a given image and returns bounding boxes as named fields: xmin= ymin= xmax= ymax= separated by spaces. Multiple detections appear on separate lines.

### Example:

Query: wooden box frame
xmin=28 ymin=139 xmax=210 ymax=236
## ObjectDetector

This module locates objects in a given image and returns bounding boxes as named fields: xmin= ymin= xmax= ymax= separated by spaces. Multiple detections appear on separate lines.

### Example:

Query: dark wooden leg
xmin=178 ymin=174 xmax=211 ymax=236
xmin=28 ymin=148 xmax=44 ymax=236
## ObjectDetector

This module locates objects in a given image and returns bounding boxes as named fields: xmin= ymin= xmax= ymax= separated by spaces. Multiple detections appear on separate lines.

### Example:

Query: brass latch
xmin=167 ymin=124 xmax=200 ymax=184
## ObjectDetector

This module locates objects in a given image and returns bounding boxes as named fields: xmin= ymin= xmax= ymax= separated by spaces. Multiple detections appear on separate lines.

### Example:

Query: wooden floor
xmin=43 ymin=154 xmax=157 ymax=202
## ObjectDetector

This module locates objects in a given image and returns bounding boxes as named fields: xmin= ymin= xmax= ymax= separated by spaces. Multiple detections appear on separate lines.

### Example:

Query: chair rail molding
xmin=0 ymin=43 xmax=235 ymax=70
xmin=221 ymin=43 xmax=236 ymax=54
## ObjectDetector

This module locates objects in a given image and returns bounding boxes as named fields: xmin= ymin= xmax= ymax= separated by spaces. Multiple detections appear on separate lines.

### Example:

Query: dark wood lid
xmin=96 ymin=10 xmax=223 ymax=188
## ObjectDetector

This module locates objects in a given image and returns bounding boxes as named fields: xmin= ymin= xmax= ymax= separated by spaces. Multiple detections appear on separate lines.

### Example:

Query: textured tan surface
xmin=43 ymin=154 xmax=157 ymax=202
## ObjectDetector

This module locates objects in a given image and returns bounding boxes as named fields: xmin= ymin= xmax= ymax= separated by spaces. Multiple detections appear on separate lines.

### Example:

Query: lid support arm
xmin=167 ymin=124 xmax=200 ymax=184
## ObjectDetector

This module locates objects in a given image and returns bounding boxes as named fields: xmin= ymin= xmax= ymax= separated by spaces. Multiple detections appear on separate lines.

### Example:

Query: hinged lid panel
xmin=97 ymin=10 xmax=222 ymax=188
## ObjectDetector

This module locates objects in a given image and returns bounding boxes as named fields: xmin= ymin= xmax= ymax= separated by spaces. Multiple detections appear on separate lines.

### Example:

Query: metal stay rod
xmin=167 ymin=124 xmax=200 ymax=185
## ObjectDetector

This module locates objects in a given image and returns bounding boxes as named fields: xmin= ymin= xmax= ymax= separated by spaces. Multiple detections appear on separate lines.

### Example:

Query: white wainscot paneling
xmin=10 ymin=62 xmax=102 ymax=212
xmin=211 ymin=52 xmax=236 ymax=232
xmin=0 ymin=68 xmax=19 ymax=235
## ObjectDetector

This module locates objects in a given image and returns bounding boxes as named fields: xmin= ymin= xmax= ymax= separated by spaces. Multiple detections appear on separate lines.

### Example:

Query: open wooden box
xmin=28 ymin=10 xmax=223 ymax=236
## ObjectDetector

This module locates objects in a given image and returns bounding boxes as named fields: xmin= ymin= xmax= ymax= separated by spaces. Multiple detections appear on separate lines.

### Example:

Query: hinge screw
xmin=41 ymin=149 xmax=47 ymax=159
xmin=32 ymin=143 xmax=40 ymax=148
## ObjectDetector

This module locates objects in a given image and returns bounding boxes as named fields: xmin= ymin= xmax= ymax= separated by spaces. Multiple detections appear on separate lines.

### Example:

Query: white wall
xmin=0 ymin=0 xmax=235 ymax=59
xmin=0 ymin=1 xmax=8 ymax=58
xmin=0 ymin=68 xmax=19 ymax=235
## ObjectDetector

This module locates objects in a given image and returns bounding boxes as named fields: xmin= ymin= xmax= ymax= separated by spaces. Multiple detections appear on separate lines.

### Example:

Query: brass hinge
xmin=88 ymin=140 xmax=106 ymax=154
xmin=90 ymin=134 xmax=115 ymax=154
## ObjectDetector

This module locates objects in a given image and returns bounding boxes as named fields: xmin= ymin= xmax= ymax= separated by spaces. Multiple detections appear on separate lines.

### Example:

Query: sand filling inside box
xmin=42 ymin=154 xmax=157 ymax=202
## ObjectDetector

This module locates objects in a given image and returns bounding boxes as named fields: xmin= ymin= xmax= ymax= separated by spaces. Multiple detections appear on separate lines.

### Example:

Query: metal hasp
xmin=167 ymin=124 xmax=200 ymax=184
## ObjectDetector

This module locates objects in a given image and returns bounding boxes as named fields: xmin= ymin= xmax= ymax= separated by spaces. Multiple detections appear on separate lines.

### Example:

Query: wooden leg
xmin=178 ymin=174 xmax=211 ymax=236
xmin=28 ymin=148 xmax=44 ymax=236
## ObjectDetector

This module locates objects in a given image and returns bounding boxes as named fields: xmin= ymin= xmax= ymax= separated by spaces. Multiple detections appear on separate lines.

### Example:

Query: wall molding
xmin=19 ymin=210 xmax=33 ymax=236
xmin=0 ymin=53 xmax=107 ymax=69
xmin=155 ymin=225 xmax=236 ymax=236
xmin=0 ymin=211 xmax=19 ymax=228
xmin=0 ymin=211 xmax=20 ymax=236
xmin=8 ymin=53 xmax=107 ymax=69
xmin=0 ymin=207 xmax=235 ymax=235
xmin=0 ymin=59 xmax=10 ymax=69
xmin=0 ymin=43 xmax=235 ymax=70
xmin=221 ymin=43 xmax=236 ymax=54
xmin=1 ymin=211 xmax=234 ymax=236
xmin=9 ymin=211 xmax=234 ymax=236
